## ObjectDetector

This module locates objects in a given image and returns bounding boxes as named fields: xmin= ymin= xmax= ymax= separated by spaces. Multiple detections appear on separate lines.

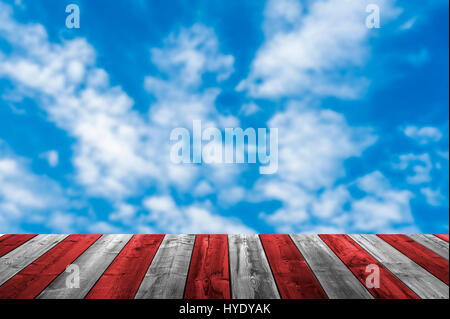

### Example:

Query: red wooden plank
xmin=86 ymin=234 xmax=164 ymax=299
xmin=259 ymin=234 xmax=327 ymax=299
xmin=379 ymin=234 xmax=449 ymax=285
xmin=435 ymin=234 xmax=449 ymax=243
xmin=184 ymin=235 xmax=230 ymax=299
xmin=0 ymin=234 xmax=100 ymax=299
xmin=0 ymin=234 xmax=37 ymax=258
xmin=320 ymin=234 xmax=419 ymax=299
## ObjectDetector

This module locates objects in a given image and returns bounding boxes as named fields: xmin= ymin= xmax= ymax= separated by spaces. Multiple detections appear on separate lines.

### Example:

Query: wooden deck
xmin=0 ymin=234 xmax=448 ymax=299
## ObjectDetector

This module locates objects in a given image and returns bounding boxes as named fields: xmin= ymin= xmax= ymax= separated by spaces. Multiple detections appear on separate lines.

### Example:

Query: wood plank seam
xmin=38 ymin=234 xmax=133 ymax=299
xmin=0 ymin=234 xmax=69 ymax=287
xmin=378 ymin=234 xmax=449 ymax=285
xmin=135 ymin=234 xmax=196 ymax=299
xmin=0 ymin=234 xmax=101 ymax=299
xmin=434 ymin=234 xmax=449 ymax=243
xmin=259 ymin=236 xmax=283 ymax=299
xmin=287 ymin=235 xmax=328 ymax=298
xmin=350 ymin=234 xmax=449 ymax=299
xmin=407 ymin=234 xmax=449 ymax=261
xmin=0 ymin=234 xmax=37 ymax=258
xmin=82 ymin=235 xmax=134 ymax=299
xmin=85 ymin=234 xmax=165 ymax=299
xmin=259 ymin=234 xmax=327 ymax=299
xmin=182 ymin=234 xmax=197 ymax=299
xmin=319 ymin=234 xmax=419 ymax=299
xmin=290 ymin=234 xmax=373 ymax=299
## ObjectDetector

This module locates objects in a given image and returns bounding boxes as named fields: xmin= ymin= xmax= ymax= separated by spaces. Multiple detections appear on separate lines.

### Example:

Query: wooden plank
xmin=408 ymin=234 xmax=449 ymax=260
xmin=320 ymin=235 xmax=418 ymax=299
xmin=37 ymin=234 xmax=133 ymax=299
xmin=259 ymin=235 xmax=327 ymax=299
xmin=0 ymin=235 xmax=100 ymax=299
xmin=135 ymin=234 xmax=195 ymax=299
xmin=86 ymin=234 xmax=164 ymax=299
xmin=350 ymin=234 xmax=449 ymax=299
xmin=0 ymin=234 xmax=37 ymax=258
xmin=229 ymin=235 xmax=280 ymax=299
xmin=0 ymin=234 xmax=68 ymax=287
xmin=378 ymin=234 xmax=449 ymax=285
xmin=184 ymin=235 xmax=230 ymax=299
xmin=291 ymin=234 xmax=372 ymax=299
xmin=435 ymin=234 xmax=449 ymax=243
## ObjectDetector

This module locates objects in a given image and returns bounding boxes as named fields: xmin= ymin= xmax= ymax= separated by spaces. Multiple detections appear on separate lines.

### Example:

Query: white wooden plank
xmin=290 ymin=234 xmax=373 ymax=299
xmin=229 ymin=234 xmax=280 ymax=299
xmin=37 ymin=234 xmax=132 ymax=299
xmin=0 ymin=234 xmax=68 ymax=286
xmin=350 ymin=234 xmax=449 ymax=299
xmin=135 ymin=234 xmax=195 ymax=299
xmin=408 ymin=234 xmax=449 ymax=260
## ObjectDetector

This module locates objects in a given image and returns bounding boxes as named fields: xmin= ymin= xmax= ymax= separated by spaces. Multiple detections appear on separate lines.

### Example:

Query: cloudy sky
xmin=0 ymin=0 xmax=448 ymax=234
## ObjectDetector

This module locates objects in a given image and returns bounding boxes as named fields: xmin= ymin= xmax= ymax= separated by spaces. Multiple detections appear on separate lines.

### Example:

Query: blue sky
xmin=0 ymin=0 xmax=448 ymax=234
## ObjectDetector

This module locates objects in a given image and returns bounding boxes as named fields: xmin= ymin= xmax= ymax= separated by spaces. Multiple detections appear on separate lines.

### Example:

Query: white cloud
xmin=351 ymin=171 xmax=417 ymax=232
xmin=258 ymin=170 xmax=417 ymax=233
xmin=238 ymin=0 xmax=399 ymax=99
xmin=218 ymin=186 xmax=246 ymax=206
xmin=312 ymin=186 xmax=350 ymax=219
xmin=268 ymin=102 xmax=376 ymax=190
xmin=239 ymin=102 xmax=261 ymax=116
xmin=393 ymin=148 xmax=448 ymax=207
xmin=39 ymin=150 xmax=59 ymax=167
xmin=109 ymin=203 xmax=137 ymax=224
xmin=193 ymin=181 xmax=214 ymax=197
xmin=438 ymin=151 xmax=449 ymax=160
xmin=420 ymin=187 xmax=445 ymax=206
xmin=87 ymin=221 xmax=121 ymax=234
xmin=394 ymin=153 xmax=432 ymax=184
xmin=143 ymin=195 xmax=253 ymax=233
xmin=0 ymin=4 xmax=235 ymax=200
xmin=1 ymin=5 xmax=156 ymax=199
xmin=0 ymin=2 xmax=253 ymax=233
xmin=0 ymin=141 xmax=66 ymax=232
xmin=150 ymin=24 xmax=234 ymax=87
xmin=254 ymin=102 xmax=419 ymax=233
xmin=399 ymin=17 xmax=418 ymax=30
xmin=403 ymin=125 xmax=443 ymax=144
xmin=46 ymin=211 xmax=78 ymax=234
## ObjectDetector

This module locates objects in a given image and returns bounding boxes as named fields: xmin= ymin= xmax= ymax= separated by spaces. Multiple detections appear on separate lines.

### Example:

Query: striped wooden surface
xmin=0 ymin=234 xmax=448 ymax=299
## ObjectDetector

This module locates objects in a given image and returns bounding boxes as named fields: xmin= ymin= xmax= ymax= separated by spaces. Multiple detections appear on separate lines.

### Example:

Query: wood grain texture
xmin=320 ymin=235 xmax=418 ymax=299
xmin=408 ymin=234 xmax=449 ymax=260
xmin=0 ymin=235 xmax=100 ymax=299
xmin=0 ymin=234 xmax=36 ymax=258
xmin=135 ymin=234 xmax=195 ymax=299
xmin=37 ymin=234 xmax=133 ymax=299
xmin=350 ymin=234 xmax=449 ymax=299
xmin=184 ymin=235 xmax=230 ymax=299
xmin=435 ymin=234 xmax=449 ymax=243
xmin=0 ymin=234 xmax=68 ymax=287
xmin=291 ymin=234 xmax=372 ymax=299
xmin=259 ymin=235 xmax=327 ymax=299
xmin=378 ymin=234 xmax=449 ymax=285
xmin=229 ymin=235 xmax=280 ymax=299
xmin=86 ymin=234 xmax=164 ymax=299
